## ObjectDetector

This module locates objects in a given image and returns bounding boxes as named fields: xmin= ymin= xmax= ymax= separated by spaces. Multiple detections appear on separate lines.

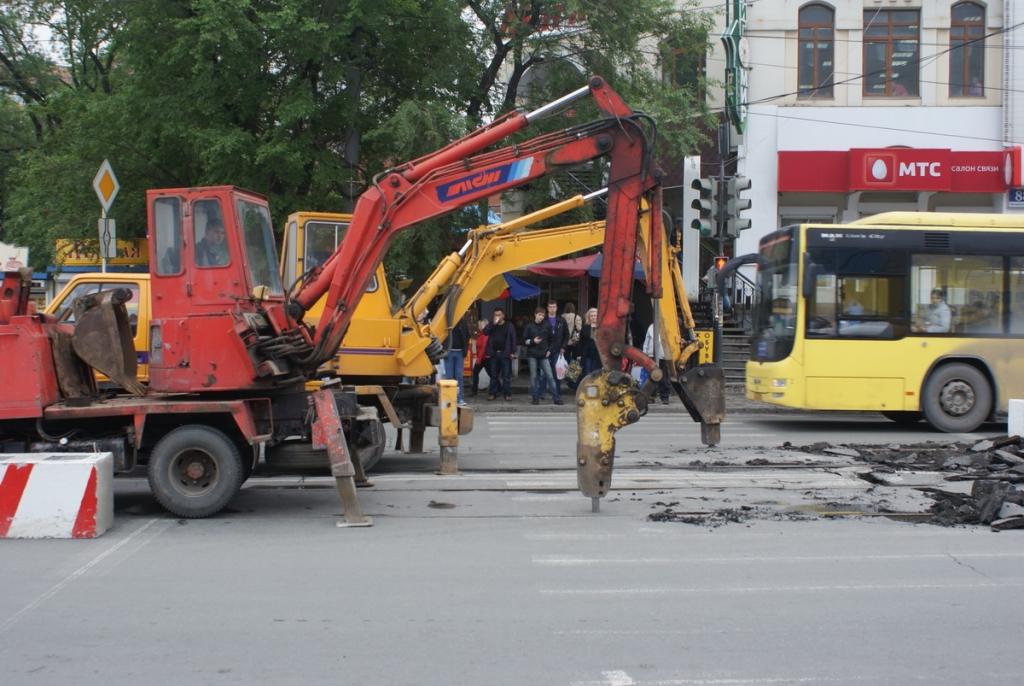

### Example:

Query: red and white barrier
xmin=0 ymin=453 xmax=113 ymax=539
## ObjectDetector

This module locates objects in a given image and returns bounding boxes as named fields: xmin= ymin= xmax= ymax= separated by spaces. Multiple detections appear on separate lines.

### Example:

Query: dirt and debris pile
xmin=927 ymin=481 xmax=1024 ymax=530
xmin=647 ymin=502 xmax=816 ymax=528
xmin=785 ymin=435 xmax=1024 ymax=531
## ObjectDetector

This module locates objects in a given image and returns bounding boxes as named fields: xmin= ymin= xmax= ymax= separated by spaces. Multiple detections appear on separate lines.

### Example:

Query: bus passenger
xmin=914 ymin=289 xmax=951 ymax=333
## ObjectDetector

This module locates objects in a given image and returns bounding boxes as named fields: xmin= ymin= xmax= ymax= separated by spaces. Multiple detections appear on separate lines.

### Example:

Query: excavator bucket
xmin=71 ymin=288 xmax=147 ymax=396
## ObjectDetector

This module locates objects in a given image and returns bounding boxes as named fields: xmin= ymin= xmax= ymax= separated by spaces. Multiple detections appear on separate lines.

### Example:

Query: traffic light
xmin=724 ymin=175 xmax=752 ymax=237
xmin=714 ymin=255 xmax=728 ymax=271
xmin=690 ymin=177 xmax=718 ymax=237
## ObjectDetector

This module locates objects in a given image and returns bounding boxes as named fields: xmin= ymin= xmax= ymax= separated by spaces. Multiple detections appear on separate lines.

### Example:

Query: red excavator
xmin=0 ymin=76 xmax=723 ymax=520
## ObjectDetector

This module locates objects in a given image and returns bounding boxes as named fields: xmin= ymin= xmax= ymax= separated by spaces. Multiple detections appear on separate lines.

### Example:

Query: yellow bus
xmin=746 ymin=212 xmax=1024 ymax=433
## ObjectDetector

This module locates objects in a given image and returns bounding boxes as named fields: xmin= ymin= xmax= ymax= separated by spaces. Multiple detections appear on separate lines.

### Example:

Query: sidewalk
xmin=464 ymin=376 xmax=796 ymax=415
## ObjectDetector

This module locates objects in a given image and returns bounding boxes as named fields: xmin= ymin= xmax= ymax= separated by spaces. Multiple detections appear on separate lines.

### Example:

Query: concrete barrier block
xmin=0 ymin=453 xmax=113 ymax=539
xmin=1010 ymin=399 xmax=1024 ymax=438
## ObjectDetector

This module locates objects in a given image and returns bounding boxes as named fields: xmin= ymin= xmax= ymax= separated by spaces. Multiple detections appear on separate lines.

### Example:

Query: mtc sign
xmin=778 ymin=146 xmax=1023 ymax=193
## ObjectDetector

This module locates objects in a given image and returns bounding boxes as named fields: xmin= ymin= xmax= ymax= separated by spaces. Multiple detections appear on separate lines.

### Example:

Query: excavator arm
xmin=389 ymin=190 xmax=607 ymax=370
xmin=283 ymin=76 xmax=656 ymax=374
xmin=575 ymin=198 xmax=726 ymax=511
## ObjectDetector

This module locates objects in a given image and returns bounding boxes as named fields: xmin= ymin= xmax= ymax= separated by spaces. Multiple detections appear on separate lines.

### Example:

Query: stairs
xmin=719 ymin=323 xmax=750 ymax=387
xmin=691 ymin=299 xmax=750 ymax=387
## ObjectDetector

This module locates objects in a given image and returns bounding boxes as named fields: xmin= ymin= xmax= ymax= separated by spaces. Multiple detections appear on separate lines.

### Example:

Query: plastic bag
xmin=555 ymin=353 xmax=568 ymax=380
xmin=631 ymin=365 xmax=645 ymax=383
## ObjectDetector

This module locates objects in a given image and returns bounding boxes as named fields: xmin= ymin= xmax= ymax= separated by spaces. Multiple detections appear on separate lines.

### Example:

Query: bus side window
xmin=1011 ymin=258 xmax=1024 ymax=335
xmin=911 ymin=254 xmax=1003 ymax=335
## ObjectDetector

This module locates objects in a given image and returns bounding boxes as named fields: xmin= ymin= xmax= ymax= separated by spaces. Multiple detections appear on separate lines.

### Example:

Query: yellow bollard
xmin=436 ymin=379 xmax=460 ymax=475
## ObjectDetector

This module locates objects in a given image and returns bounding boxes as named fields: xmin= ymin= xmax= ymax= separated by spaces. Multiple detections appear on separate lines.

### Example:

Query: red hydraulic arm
xmin=287 ymin=76 xmax=659 ymax=373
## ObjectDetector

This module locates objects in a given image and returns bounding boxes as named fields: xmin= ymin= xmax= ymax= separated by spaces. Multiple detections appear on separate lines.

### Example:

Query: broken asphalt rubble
xmin=783 ymin=435 xmax=1024 ymax=531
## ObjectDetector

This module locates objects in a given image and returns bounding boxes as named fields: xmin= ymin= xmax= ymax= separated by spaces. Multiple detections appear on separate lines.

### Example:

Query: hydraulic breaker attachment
xmin=575 ymin=369 xmax=648 ymax=512
xmin=71 ymin=288 xmax=147 ymax=396
xmin=676 ymin=364 xmax=726 ymax=447
xmin=309 ymin=388 xmax=372 ymax=528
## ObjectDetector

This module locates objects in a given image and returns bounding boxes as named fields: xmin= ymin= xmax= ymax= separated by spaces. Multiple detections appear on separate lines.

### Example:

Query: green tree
xmin=1 ymin=0 xmax=715 ymax=276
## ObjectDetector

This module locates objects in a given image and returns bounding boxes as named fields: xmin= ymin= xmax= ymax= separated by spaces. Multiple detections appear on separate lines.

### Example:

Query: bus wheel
xmin=921 ymin=363 xmax=992 ymax=433
xmin=148 ymin=425 xmax=244 ymax=518
xmin=881 ymin=411 xmax=923 ymax=424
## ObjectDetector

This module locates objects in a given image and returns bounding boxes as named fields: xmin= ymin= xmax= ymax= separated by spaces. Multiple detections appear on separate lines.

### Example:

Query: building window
xmin=863 ymin=9 xmax=920 ymax=97
xmin=950 ymin=2 xmax=985 ymax=97
xmin=798 ymin=3 xmax=834 ymax=98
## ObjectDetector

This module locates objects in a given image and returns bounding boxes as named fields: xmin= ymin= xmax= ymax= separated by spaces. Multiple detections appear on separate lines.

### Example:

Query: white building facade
xmin=730 ymin=0 xmax=1024 ymax=257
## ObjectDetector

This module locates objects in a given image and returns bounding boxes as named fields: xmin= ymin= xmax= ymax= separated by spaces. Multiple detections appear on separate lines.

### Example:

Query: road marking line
xmin=534 ymin=552 xmax=1024 ymax=566
xmin=0 ymin=518 xmax=163 ymax=634
xmin=602 ymin=670 xmax=637 ymax=686
xmin=570 ymin=677 xmax=929 ymax=685
xmin=541 ymin=582 xmax=1024 ymax=596
xmin=571 ymin=675 xmax=1024 ymax=685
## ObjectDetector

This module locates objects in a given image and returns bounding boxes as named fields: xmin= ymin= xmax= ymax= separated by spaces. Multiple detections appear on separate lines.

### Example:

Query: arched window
xmin=950 ymin=2 xmax=985 ymax=97
xmin=798 ymin=3 xmax=834 ymax=98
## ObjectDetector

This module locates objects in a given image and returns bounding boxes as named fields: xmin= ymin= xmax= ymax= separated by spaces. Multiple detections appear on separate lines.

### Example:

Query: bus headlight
xmin=771 ymin=378 xmax=787 ymax=388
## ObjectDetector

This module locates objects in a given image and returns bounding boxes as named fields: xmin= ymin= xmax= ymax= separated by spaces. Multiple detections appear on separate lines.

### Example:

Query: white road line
xmin=570 ymin=676 xmax=962 ymax=685
xmin=0 ymin=518 xmax=163 ymax=635
xmin=601 ymin=670 xmax=637 ymax=686
xmin=533 ymin=552 xmax=1024 ymax=566
xmin=570 ymin=675 xmax=1024 ymax=685
xmin=541 ymin=582 xmax=1024 ymax=596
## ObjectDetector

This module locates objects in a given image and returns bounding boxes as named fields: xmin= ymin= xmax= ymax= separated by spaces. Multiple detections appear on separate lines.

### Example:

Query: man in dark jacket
xmin=484 ymin=308 xmax=517 ymax=400
xmin=524 ymin=307 xmax=562 ymax=405
xmin=443 ymin=316 xmax=470 ymax=404
xmin=544 ymin=300 xmax=569 ymax=396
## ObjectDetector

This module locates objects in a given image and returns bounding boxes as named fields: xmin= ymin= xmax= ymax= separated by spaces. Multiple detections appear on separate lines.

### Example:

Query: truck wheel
xmin=148 ymin=425 xmax=244 ymax=518
xmin=921 ymin=363 xmax=992 ymax=433
xmin=352 ymin=416 xmax=386 ymax=472
xmin=881 ymin=411 xmax=923 ymax=424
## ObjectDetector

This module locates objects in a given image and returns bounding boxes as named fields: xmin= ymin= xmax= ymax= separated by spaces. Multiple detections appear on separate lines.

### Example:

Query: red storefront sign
xmin=778 ymin=147 xmax=1022 ymax=193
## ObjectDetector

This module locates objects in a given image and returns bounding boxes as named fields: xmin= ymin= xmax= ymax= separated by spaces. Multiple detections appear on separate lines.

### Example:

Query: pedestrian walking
xmin=484 ymin=308 xmax=517 ymax=401
xmin=524 ymin=307 xmax=562 ymax=405
xmin=643 ymin=322 xmax=671 ymax=404
xmin=470 ymin=318 xmax=489 ymax=397
xmin=443 ymin=315 xmax=470 ymax=404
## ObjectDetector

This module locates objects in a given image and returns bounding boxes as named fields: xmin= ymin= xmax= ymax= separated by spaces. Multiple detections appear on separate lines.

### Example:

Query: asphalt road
xmin=1 ymin=410 xmax=1021 ymax=686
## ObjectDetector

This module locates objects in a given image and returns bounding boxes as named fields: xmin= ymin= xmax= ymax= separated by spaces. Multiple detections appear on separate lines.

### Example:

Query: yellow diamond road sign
xmin=93 ymin=159 xmax=120 ymax=213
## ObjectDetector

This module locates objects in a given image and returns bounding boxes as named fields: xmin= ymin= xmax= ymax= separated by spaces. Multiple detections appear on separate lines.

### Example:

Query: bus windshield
xmin=751 ymin=227 xmax=799 ymax=362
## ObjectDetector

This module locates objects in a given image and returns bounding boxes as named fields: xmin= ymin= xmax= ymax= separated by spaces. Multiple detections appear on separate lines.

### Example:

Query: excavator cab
xmin=146 ymin=186 xmax=291 ymax=393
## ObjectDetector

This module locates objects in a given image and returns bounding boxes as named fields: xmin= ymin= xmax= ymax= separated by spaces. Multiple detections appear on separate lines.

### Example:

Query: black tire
xmin=352 ymin=416 xmax=386 ymax=472
xmin=147 ymin=425 xmax=244 ymax=518
xmin=881 ymin=411 xmax=923 ymax=424
xmin=921 ymin=363 xmax=992 ymax=433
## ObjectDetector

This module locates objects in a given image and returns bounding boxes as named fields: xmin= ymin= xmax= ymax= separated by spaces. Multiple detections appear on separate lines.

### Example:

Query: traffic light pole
xmin=712 ymin=118 xmax=731 ymax=366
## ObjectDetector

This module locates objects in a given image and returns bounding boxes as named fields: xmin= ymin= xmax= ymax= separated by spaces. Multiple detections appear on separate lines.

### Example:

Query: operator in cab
xmin=196 ymin=219 xmax=229 ymax=267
